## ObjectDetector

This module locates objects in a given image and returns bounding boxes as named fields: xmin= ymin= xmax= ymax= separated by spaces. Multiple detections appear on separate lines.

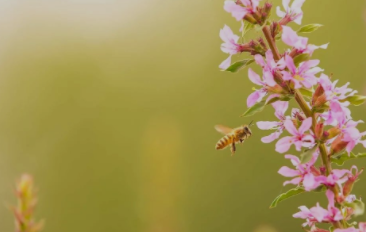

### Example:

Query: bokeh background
xmin=0 ymin=1 xmax=365 ymax=232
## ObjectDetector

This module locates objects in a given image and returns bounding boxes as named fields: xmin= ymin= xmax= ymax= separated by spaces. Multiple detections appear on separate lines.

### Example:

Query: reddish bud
xmin=330 ymin=135 xmax=349 ymax=155
xmin=315 ymin=122 xmax=324 ymax=140
xmin=320 ymin=166 xmax=326 ymax=175
xmin=327 ymin=127 xmax=341 ymax=140
xmin=343 ymin=168 xmax=364 ymax=197
xmin=243 ymin=14 xmax=257 ymax=24
xmin=293 ymin=110 xmax=306 ymax=122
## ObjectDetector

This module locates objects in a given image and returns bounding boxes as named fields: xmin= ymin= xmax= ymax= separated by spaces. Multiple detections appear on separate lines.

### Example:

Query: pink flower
xmin=224 ymin=0 xmax=261 ymax=21
xmin=343 ymin=128 xmax=366 ymax=153
xmin=219 ymin=25 xmax=243 ymax=69
xmin=334 ymin=228 xmax=359 ymax=232
xmin=322 ymin=101 xmax=351 ymax=126
xmin=276 ymin=117 xmax=314 ymax=153
xmin=282 ymin=26 xmax=328 ymax=54
xmin=278 ymin=152 xmax=321 ymax=191
xmin=257 ymin=101 xmax=289 ymax=143
xmin=276 ymin=0 xmax=305 ymax=25
xmin=316 ymin=169 xmax=350 ymax=188
xmin=254 ymin=50 xmax=286 ymax=75
xmin=294 ymin=190 xmax=343 ymax=224
xmin=281 ymin=55 xmax=322 ymax=89
xmin=319 ymin=74 xmax=357 ymax=102
xmin=246 ymin=68 xmax=277 ymax=107
xmin=318 ymin=74 xmax=355 ymax=125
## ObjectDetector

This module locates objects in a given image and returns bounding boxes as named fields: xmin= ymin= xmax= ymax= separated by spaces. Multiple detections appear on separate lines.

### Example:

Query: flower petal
xmin=276 ymin=136 xmax=293 ymax=153
xmin=248 ymin=68 xmax=263 ymax=85
xmin=261 ymin=131 xmax=281 ymax=143
xmin=278 ymin=166 xmax=299 ymax=177
xmin=298 ymin=117 xmax=312 ymax=134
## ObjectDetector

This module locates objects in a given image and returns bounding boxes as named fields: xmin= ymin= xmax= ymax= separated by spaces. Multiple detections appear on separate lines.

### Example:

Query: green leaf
xmin=266 ymin=95 xmax=293 ymax=105
xmin=270 ymin=187 xmax=305 ymax=208
xmin=313 ymin=185 xmax=327 ymax=192
xmin=344 ymin=199 xmax=365 ymax=217
xmin=298 ymin=24 xmax=323 ymax=33
xmin=299 ymin=88 xmax=313 ymax=99
xmin=331 ymin=152 xmax=366 ymax=166
xmin=241 ymin=100 xmax=266 ymax=117
xmin=224 ymin=59 xmax=254 ymax=73
xmin=340 ymin=95 xmax=366 ymax=106
xmin=300 ymin=145 xmax=319 ymax=164
xmin=293 ymin=53 xmax=311 ymax=66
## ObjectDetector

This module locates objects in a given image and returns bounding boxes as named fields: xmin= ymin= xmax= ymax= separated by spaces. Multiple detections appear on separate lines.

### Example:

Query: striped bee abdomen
xmin=215 ymin=134 xmax=233 ymax=150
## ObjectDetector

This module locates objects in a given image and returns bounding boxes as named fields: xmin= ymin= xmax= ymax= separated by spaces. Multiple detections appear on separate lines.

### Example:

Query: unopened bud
xmin=330 ymin=135 xmax=349 ymax=155
xmin=327 ymin=127 xmax=341 ymax=140
xmin=258 ymin=38 xmax=268 ymax=50
xmin=13 ymin=174 xmax=44 ymax=232
xmin=315 ymin=122 xmax=324 ymax=140
xmin=262 ymin=3 xmax=272 ymax=21
xmin=320 ymin=166 xmax=326 ymax=175
xmin=293 ymin=110 xmax=306 ymax=122
xmin=343 ymin=168 xmax=364 ymax=197
xmin=312 ymin=84 xmax=327 ymax=108
xmin=243 ymin=14 xmax=257 ymax=24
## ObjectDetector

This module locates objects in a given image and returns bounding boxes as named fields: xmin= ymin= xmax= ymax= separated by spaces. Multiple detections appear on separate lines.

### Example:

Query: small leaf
xmin=331 ymin=152 xmax=366 ymax=166
xmin=270 ymin=187 xmax=305 ymax=208
xmin=299 ymin=88 xmax=313 ymax=99
xmin=241 ymin=100 xmax=266 ymax=117
xmin=344 ymin=199 xmax=365 ymax=217
xmin=313 ymin=185 xmax=327 ymax=192
xmin=340 ymin=95 xmax=366 ymax=106
xmin=298 ymin=24 xmax=323 ymax=33
xmin=224 ymin=59 xmax=254 ymax=73
xmin=266 ymin=95 xmax=293 ymax=105
xmin=300 ymin=145 xmax=319 ymax=164
xmin=293 ymin=53 xmax=311 ymax=66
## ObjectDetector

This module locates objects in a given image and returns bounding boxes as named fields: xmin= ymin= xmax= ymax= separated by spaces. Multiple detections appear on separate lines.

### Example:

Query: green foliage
xmin=293 ymin=53 xmax=311 ymax=66
xmin=298 ymin=24 xmax=323 ymax=33
xmin=241 ymin=100 xmax=266 ymax=117
xmin=223 ymin=59 xmax=254 ymax=73
xmin=299 ymin=88 xmax=313 ymax=99
xmin=344 ymin=199 xmax=365 ymax=217
xmin=241 ymin=95 xmax=293 ymax=117
xmin=300 ymin=145 xmax=318 ymax=164
xmin=340 ymin=95 xmax=366 ymax=106
xmin=331 ymin=152 xmax=366 ymax=166
xmin=270 ymin=187 xmax=305 ymax=208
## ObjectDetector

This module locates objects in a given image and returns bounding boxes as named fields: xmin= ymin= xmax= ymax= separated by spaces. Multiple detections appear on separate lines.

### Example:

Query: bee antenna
xmin=249 ymin=120 xmax=254 ymax=127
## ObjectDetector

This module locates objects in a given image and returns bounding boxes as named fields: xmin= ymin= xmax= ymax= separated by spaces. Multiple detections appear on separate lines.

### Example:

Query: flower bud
xmin=293 ymin=110 xmax=306 ymax=122
xmin=327 ymin=127 xmax=341 ymax=140
xmin=13 ymin=174 xmax=44 ymax=232
xmin=343 ymin=168 xmax=364 ymax=197
xmin=315 ymin=122 xmax=324 ymax=140
xmin=243 ymin=14 xmax=257 ymax=24
xmin=257 ymin=38 xmax=268 ymax=51
xmin=261 ymin=3 xmax=272 ymax=21
xmin=330 ymin=135 xmax=349 ymax=155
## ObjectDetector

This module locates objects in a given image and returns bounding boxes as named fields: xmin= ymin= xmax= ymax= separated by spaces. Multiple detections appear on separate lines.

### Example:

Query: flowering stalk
xmin=218 ymin=0 xmax=366 ymax=231
xmin=11 ymin=174 xmax=44 ymax=232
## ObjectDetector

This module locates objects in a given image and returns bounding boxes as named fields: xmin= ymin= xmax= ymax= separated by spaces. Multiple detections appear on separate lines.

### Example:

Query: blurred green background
xmin=0 ymin=1 xmax=365 ymax=232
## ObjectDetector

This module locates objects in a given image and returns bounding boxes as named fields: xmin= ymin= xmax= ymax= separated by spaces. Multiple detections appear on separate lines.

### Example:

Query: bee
xmin=215 ymin=121 xmax=253 ymax=155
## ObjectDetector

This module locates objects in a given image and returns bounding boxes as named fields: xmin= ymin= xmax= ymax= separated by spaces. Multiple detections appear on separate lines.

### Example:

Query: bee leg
xmin=239 ymin=139 xmax=244 ymax=144
xmin=230 ymin=143 xmax=236 ymax=156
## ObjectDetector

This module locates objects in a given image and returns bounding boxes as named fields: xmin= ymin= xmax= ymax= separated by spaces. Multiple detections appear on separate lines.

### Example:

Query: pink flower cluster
xmin=219 ymin=0 xmax=366 ymax=231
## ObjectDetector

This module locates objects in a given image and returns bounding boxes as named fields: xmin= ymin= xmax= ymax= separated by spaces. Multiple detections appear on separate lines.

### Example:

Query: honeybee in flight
xmin=215 ymin=121 xmax=253 ymax=155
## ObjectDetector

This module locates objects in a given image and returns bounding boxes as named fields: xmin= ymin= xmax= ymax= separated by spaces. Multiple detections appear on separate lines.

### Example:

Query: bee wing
xmin=214 ymin=125 xmax=233 ymax=135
